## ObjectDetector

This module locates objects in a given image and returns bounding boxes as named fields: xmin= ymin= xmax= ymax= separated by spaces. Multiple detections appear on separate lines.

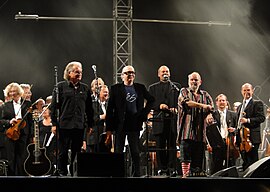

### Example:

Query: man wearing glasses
xmin=105 ymin=65 xmax=155 ymax=177
xmin=50 ymin=61 xmax=94 ymax=176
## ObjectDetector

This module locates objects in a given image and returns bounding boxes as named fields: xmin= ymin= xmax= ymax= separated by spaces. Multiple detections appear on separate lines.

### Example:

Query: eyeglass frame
xmin=123 ymin=71 xmax=136 ymax=75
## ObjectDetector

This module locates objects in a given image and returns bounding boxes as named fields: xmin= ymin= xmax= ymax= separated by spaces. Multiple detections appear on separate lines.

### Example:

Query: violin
xmin=6 ymin=119 xmax=27 ymax=140
xmin=239 ymin=126 xmax=252 ymax=152
xmin=6 ymin=106 xmax=33 ymax=141
xmin=237 ymin=97 xmax=252 ymax=153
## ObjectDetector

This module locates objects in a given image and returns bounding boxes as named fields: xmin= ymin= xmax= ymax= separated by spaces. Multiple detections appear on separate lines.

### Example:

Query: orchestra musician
xmin=38 ymin=104 xmax=57 ymax=172
xmin=0 ymin=82 xmax=33 ymax=176
xmin=206 ymin=94 xmax=238 ymax=175
xmin=90 ymin=77 xmax=105 ymax=102
xmin=235 ymin=83 xmax=265 ymax=171
xmin=83 ymin=84 xmax=110 ymax=153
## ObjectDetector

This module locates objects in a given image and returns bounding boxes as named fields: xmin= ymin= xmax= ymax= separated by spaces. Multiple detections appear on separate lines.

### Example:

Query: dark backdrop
xmin=0 ymin=0 xmax=269 ymax=109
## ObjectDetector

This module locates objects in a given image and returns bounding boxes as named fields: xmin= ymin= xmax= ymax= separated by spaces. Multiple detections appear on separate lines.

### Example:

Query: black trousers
xmin=114 ymin=131 xmax=141 ymax=177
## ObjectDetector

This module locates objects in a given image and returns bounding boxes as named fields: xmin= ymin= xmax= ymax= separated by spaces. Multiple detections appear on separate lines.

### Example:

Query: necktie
xmin=101 ymin=102 xmax=106 ymax=114
xmin=244 ymin=101 xmax=248 ymax=110
xmin=220 ymin=111 xmax=228 ymax=139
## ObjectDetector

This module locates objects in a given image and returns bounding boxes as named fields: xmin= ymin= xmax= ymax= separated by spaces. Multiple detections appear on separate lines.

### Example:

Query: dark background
xmin=0 ymin=0 xmax=269 ymax=109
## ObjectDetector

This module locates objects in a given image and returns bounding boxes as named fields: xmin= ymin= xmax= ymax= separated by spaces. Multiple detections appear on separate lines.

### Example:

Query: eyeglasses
xmin=71 ymin=70 xmax=83 ymax=74
xmin=123 ymin=71 xmax=135 ymax=75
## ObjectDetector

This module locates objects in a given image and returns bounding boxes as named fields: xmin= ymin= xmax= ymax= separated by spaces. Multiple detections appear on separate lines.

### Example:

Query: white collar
xmin=245 ymin=97 xmax=252 ymax=105
xmin=218 ymin=109 xmax=226 ymax=114
xmin=13 ymin=100 xmax=21 ymax=105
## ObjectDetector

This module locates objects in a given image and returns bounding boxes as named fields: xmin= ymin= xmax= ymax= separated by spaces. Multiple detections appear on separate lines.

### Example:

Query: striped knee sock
xmin=181 ymin=162 xmax=190 ymax=177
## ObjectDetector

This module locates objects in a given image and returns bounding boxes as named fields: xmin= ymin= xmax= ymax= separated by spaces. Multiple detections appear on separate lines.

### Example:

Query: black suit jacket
xmin=106 ymin=82 xmax=155 ymax=132
xmin=207 ymin=110 xmax=237 ymax=148
xmin=0 ymin=100 xmax=33 ymax=137
xmin=84 ymin=100 xmax=108 ymax=145
xmin=237 ymin=98 xmax=265 ymax=144
xmin=212 ymin=110 xmax=238 ymax=131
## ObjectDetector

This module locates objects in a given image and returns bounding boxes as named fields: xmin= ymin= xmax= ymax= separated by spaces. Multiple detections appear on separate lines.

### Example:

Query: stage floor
xmin=1 ymin=175 xmax=270 ymax=192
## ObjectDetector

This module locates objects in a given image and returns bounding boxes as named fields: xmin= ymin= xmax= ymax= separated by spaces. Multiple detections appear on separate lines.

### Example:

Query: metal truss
xmin=15 ymin=1 xmax=231 ymax=84
xmin=113 ymin=0 xmax=133 ymax=83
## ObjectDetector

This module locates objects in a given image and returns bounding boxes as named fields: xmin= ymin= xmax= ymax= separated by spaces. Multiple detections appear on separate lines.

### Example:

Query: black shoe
xmin=170 ymin=170 xmax=178 ymax=177
xmin=157 ymin=169 xmax=168 ymax=176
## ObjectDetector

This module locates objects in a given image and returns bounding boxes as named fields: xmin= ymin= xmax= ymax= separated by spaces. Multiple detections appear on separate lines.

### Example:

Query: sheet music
xmin=46 ymin=132 xmax=54 ymax=147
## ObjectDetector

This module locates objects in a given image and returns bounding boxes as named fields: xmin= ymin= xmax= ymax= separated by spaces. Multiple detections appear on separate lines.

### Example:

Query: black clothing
xmin=236 ymin=98 xmax=265 ymax=170
xmin=106 ymin=82 xmax=155 ymax=177
xmin=0 ymin=99 xmax=33 ymax=176
xmin=208 ymin=109 xmax=238 ymax=175
xmin=51 ymin=81 xmax=93 ymax=130
xmin=84 ymin=99 xmax=110 ymax=153
xmin=50 ymin=80 xmax=94 ymax=176
xmin=38 ymin=120 xmax=57 ymax=166
xmin=148 ymin=80 xmax=181 ymax=174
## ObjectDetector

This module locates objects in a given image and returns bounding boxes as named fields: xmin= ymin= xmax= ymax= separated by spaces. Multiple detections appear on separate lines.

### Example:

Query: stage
xmin=1 ymin=176 xmax=270 ymax=192
xmin=1 ymin=154 xmax=270 ymax=191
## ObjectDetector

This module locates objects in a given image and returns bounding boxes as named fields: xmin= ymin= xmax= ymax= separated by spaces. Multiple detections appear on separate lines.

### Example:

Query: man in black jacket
xmin=206 ymin=94 xmax=239 ymax=175
xmin=148 ymin=65 xmax=181 ymax=176
xmin=105 ymin=65 xmax=155 ymax=177
xmin=236 ymin=83 xmax=265 ymax=171
xmin=0 ymin=82 xmax=33 ymax=176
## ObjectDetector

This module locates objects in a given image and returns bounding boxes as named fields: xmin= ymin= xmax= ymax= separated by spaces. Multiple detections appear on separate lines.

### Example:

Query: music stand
xmin=142 ymin=117 xmax=163 ymax=177
xmin=206 ymin=123 xmax=225 ymax=149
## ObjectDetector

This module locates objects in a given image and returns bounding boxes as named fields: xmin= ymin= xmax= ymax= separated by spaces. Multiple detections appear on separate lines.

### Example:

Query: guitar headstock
xmin=32 ymin=110 xmax=39 ymax=121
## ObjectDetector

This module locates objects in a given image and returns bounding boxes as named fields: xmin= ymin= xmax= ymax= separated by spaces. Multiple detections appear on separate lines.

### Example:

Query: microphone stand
xmin=93 ymin=68 xmax=101 ymax=102
xmin=142 ymin=119 xmax=152 ymax=178
xmin=167 ymin=79 xmax=180 ymax=177
xmin=52 ymin=66 xmax=60 ymax=176
xmin=168 ymin=79 xmax=180 ymax=92
xmin=93 ymin=66 xmax=101 ymax=152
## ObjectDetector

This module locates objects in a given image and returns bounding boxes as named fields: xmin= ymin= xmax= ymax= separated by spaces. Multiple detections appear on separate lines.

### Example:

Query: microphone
xmin=163 ymin=74 xmax=169 ymax=81
xmin=92 ymin=65 xmax=96 ymax=73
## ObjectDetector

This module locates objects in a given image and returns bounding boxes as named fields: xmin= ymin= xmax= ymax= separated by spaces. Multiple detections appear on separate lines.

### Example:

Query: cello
xmin=237 ymin=98 xmax=252 ymax=153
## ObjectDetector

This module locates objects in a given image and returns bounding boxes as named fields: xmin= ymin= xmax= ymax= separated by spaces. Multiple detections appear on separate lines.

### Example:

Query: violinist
xmin=206 ymin=94 xmax=238 ymax=175
xmin=236 ymin=83 xmax=265 ymax=171
xmin=0 ymin=82 xmax=33 ymax=176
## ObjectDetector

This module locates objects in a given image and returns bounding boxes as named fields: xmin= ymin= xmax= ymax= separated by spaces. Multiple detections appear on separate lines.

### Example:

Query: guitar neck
xmin=33 ymin=117 xmax=40 ymax=149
